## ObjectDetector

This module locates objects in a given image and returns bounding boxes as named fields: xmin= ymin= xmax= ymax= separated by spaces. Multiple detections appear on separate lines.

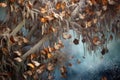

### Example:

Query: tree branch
xmin=21 ymin=33 xmax=52 ymax=60
xmin=10 ymin=19 xmax=25 ymax=36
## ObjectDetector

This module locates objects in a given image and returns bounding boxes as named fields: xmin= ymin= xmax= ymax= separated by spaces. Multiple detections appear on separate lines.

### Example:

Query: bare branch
xmin=21 ymin=33 xmax=52 ymax=60
xmin=10 ymin=19 xmax=25 ymax=36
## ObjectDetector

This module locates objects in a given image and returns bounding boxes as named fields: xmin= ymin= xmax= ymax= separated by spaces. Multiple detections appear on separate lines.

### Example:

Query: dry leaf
xmin=14 ymin=51 xmax=22 ymax=56
xmin=60 ymin=66 xmax=67 ymax=78
xmin=109 ymin=34 xmax=113 ymax=41
xmin=14 ymin=57 xmax=22 ymax=62
xmin=10 ymin=36 xmax=17 ymax=43
xmin=93 ymin=18 xmax=97 ymax=24
xmin=54 ymin=43 xmax=61 ymax=50
xmin=62 ymin=33 xmax=72 ymax=39
xmin=79 ymin=13 xmax=85 ymax=19
xmin=37 ymin=64 xmax=46 ymax=74
xmin=77 ymin=59 xmax=81 ymax=64
xmin=27 ymin=63 xmax=35 ymax=69
xmin=49 ymin=27 xmax=57 ymax=33
xmin=22 ymin=37 xmax=29 ymax=43
xmin=25 ymin=70 xmax=32 ymax=76
xmin=71 ymin=0 xmax=79 ymax=4
xmin=90 ymin=0 xmax=97 ymax=5
xmin=44 ymin=48 xmax=49 ymax=54
xmin=40 ymin=7 xmax=47 ymax=14
xmin=40 ymin=50 xmax=47 ymax=55
xmin=27 ymin=1 xmax=33 ymax=9
xmin=60 ymin=66 xmax=67 ymax=73
xmin=85 ymin=21 xmax=92 ymax=28
xmin=29 ymin=54 xmax=37 ymax=60
xmin=18 ymin=0 xmax=24 ymax=5
xmin=32 ymin=60 xmax=40 ymax=67
xmin=48 ymin=74 xmax=53 ymax=80
xmin=73 ymin=38 xmax=79 ymax=45
xmin=2 ymin=48 xmax=9 ymax=55
xmin=102 ymin=6 xmax=107 ymax=11
xmin=47 ymin=63 xmax=54 ymax=71
xmin=101 ymin=76 xmax=107 ymax=80
xmin=102 ymin=0 xmax=108 ymax=5
xmin=40 ymin=17 xmax=48 ymax=23
xmin=10 ymin=0 xmax=15 ymax=3
xmin=108 ymin=0 xmax=115 ymax=5
xmin=23 ymin=74 xmax=27 ymax=79
xmin=61 ymin=2 xmax=66 ymax=10
xmin=45 ymin=16 xmax=54 ymax=21
xmin=92 ymin=36 xmax=101 ymax=45
xmin=47 ymin=53 xmax=53 ymax=59
xmin=0 ymin=3 xmax=7 ymax=7
xmin=101 ymin=47 xmax=109 ymax=55
xmin=56 ymin=2 xmax=61 ymax=10
xmin=48 ymin=46 xmax=53 ymax=53
xmin=68 ymin=63 xmax=72 ymax=67
xmin=96 ymin=10 xmax=102 ymax=16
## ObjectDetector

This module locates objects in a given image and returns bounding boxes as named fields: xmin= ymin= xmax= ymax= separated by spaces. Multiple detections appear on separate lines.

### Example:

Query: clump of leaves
xmin=0 ymin=0 xmax=120 ymax=79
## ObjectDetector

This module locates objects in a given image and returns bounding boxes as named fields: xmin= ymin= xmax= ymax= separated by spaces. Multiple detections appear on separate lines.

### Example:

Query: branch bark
xmin=21 ymin=33 xmax=52 ymax=60
xmin=10 ymin=19 xmax=25 ymax=36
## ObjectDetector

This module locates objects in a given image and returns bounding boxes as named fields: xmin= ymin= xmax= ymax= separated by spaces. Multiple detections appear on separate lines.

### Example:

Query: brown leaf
xmin=48 ymin=74 xmax=53 ymax=80
xmin=33 ymin=73 xmax=38 ymax=80
xmin=27 ymin=1 xmax=33 ymax=9
xmin=71 ymin=0 xmax=79 ymax=4
xmin=40 ymin=17 xmax=48 ymax=23
xmin=32 ymin=60 xmax=40 ymax=67
xmin=102 ymin=0 xmax=108 ymax=5
xmin=85 ymin=21 xmax=92 ymax=28
xmin=14 ymin=51 xmax=22 ymax=56
xmin=10 ymin=36 xmax=16 ymax=43
xmin=56 ymin=2 xmax=61 ymax=10
xmin=101 ymin=47 xmax=109 ymax=55
xmin=62 ymin=33 xmax=72 ymax=39
xmin=109 ymin=34 xmax=113 ymax=41
xmin=10 ymin=0 xmax=15 ymax=3
xmin=49 ymin=27 xmax=57 ymax=33
xmin=44 ymin=48 xmax=49 ymax=54
xmin=14 ymin=57 xmax=22 ymax=62
xmin=47 ymin=63 xmax=54 ymax=71
xmin=61 ymin=2 xmax=66 ymax=10
xmin=73 ymin=38 xmax=79 ymax=45
xmin=90 ymin=0 xmax=97 ymax=5
xmin=29 ymin=54 xmax=37 ymax=60
xmin=37 ymin=64 xmax=46 ymax=74
xmin=60 ymin=66 xmax=67 ymax=73
xmin=0 ymin=3 xmax=7 ymax=7
xmin=68 ymin=63 xmax=72 ymax=67
xmin=47 ymin=53 xmax=53 ymax=59
xmin=48 ymin=46 xmax=54 ymax=53
xmin=22 ymin=37 xmax=29 ymax=43
xmin=101 ymin=76 xmax=107 ymax=80
xmin=79 ymin=13 xmax=85 ymax=19
xmin=40 ymin=7 xmax=47 ymax=14
xmin=18 ymin=0 xmax=24 ymax=5
xmin=40 ymin=50 xmax=47 ymax=55
xmin=60 ymin=66 xmax=67 ymax=78
xmin=77 ymin=59 xmax=81 ymax=64
xmin=82 ymin=38 xmax=86 ymax=43
xmin=27 ymin=63 xmax=35 ymax=69
xmin=92 ymin=36 xmax=101 ymax=45
xmin=25 ymin=70 xmax=33 ymax=76
xmin=45 ymin=16 xmax=54 ymax=21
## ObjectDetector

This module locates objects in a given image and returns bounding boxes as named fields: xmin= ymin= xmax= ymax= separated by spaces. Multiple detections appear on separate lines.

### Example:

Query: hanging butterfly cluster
xmin=0 ymin=0 xmax=120 ymax=80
